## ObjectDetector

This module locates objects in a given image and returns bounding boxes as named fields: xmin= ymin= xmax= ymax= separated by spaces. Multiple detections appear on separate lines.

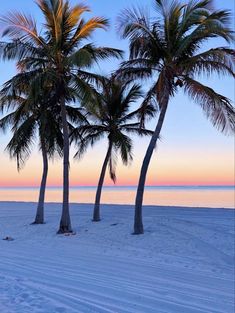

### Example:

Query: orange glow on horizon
xmin=0 ymin=140 xmax=234 ymax=188
xmin=0 ymin=179 xmax=234 ymax=188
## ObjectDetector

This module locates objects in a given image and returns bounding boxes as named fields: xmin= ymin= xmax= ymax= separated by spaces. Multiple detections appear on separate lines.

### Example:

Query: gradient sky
xmin=0 ymin=0 xmax=234 ymax=187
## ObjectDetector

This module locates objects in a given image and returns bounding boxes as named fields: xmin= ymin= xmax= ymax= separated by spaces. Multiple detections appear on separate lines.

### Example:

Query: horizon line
xmin=0 ymin=184 xmax=234 ymax=188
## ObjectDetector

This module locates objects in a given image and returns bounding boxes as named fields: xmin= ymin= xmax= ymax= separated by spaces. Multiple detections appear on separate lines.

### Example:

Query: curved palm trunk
xmin=32 ymin=137 xmax=48 ymax=224
xmin=93 ymin=142 xmax=112 ymax=222
xmin=134 ymin=95 xmax=169 ymax=234
xmin=57 ymin=97 xmax=73 ymax=234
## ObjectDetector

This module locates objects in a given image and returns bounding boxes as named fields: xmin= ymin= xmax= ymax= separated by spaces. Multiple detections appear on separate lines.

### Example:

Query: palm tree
xmin=0 ymin=0 xmax=123 ymax=233
xmin=118 ymin=0 xmax=235 ymax=234
xmin=72 ymin=76 xmax=155 ymax=222
xmin=0 ymin=77 xmax=87 ymax=224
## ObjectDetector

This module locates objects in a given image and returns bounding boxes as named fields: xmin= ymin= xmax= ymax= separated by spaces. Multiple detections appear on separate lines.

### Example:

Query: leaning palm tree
xmin=0 ymin=77 xmax=87 ymax=224
xmin=118 ymin=0 xmax=235 ymax=234
xmin=72 ymin=76 xmax=155 ymax=222
xmin=0 ymin=0 xmax=123 ymax=233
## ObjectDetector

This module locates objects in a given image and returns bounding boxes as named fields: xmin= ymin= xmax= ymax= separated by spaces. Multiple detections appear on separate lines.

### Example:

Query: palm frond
xmin=73 ymin=130 xmax=105 ymax=159
xmin=112 ymin=131 xmax=133 ymax=166
xmin=108 ymin=145 xmax=118 ymax=183
xmin=183 ymin=47 xmax=235 ymax=78
xmin=120 ymin=83 xmax=143 ymax=114
xmin=0 ymin=11 xmax=44 ymax=46
xmin=0 ymin=111 xmax=20 ymax=133
xmin=70 ymin=16 xmax=109 ymax=45
xmin=184 ymin=77 xmax=235 ymax=135
xmin=116 ymin=63 xmax=153 ymax=81
xmin=69 ymin=44 xmax=123 ymax=68
xmin=0 ymin=40 xmax=42 ymax=63
xmin=71 ymin=73 xmax=98 ymax=104
xmin=123 ymin=127 xmax=154 ymax=137
xmin=117 ymin=6 xmax=164 ymax=61
xmin=177 ymin=8 xmax=234 ymax=58
xmin=6 ymin=115 xmax=37 ymax=170
xmin=65 ymin=106 xmax=88 ymax=125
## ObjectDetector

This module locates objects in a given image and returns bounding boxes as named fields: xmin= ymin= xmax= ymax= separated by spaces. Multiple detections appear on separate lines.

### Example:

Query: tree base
xmin=132 ymin=225 xmax=144 ymax=235
xmin=132 ymin=231 xmax=144 ymax=235
xmin=92 ymin=218 xmax=101 ymax=222
xmin=31 ymin=221 xmax=45 ymax=225
xmin=57 ymin=227 xmax=73 ymax=234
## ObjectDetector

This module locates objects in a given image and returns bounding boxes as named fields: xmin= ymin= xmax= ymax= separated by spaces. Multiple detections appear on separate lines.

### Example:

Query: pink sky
xmin=0 ymin=138 xmax=234 ymax=187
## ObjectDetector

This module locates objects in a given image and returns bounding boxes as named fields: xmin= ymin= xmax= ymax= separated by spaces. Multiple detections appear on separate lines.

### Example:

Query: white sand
xmin=0 ymin=202 xmax=234 ymax=313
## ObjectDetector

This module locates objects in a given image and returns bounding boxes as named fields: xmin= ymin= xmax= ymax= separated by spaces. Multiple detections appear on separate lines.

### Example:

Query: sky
xmin=0 ymin=0 xmax=234 ymax=187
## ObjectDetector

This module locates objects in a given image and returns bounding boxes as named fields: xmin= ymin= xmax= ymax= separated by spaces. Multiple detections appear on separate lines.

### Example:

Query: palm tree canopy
xmin=0 ymin=77 xmax=88 ymax=170
xmin=0 ymin=0 xmax=123 ymax=171
xmin=0 ymin=0 xmax=123 ymax=103
xmin=117 ymin=0 xmax=235 ymax=135
xmin=71 ymin=76 xmax=155 ymax=182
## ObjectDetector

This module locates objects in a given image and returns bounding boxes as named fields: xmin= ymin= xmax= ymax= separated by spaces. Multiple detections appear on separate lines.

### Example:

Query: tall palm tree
xmin=72 ymin=77 xmax=155 ymax=222
xmin=0 ymin=77 xmax=87 ymax=224
xmin=0 ymin=0 xmax=123 ymax=233
xmin=118 ymin=0 xmax=235 ymax=234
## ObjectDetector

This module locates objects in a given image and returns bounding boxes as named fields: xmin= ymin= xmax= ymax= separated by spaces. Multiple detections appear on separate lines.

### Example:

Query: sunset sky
xmin=0 ymin=0 xmax=234 ymax=187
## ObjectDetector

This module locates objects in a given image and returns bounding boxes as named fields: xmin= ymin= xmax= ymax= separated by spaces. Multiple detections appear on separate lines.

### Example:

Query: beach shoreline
xmin=0 ymin=200 xmax=234 ymax=210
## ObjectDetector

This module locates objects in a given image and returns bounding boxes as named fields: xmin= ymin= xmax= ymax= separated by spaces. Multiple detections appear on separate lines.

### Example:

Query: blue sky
xmin=0 ymin=0 xmax=234 ymax=187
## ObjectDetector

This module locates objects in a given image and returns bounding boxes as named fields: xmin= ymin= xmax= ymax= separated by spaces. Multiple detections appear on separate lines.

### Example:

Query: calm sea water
xmin=0 ymin=186 xmax=234 ymax=208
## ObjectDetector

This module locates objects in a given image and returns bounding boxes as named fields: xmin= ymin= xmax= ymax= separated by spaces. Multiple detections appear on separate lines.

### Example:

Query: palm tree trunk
xmin=134 ymin=95 xmax=169 ymax=234
xmin=32 ymin=137 xmax=48 ymax=224
xmin=57 ymin=96 xmax=73 ymax=234
xmin=93 ymin=142 xmax=112 ymax=222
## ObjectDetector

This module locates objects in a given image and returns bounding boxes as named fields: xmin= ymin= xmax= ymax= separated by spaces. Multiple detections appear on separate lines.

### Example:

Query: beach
xmin=0 ymin=0 xmax=234 ymax=312
xmin=0 ymin=202 xmax=234 ymax=313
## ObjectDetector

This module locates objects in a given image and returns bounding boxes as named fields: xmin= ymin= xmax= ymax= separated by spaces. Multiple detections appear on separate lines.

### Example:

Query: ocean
xmin=0 ymin=186 xmax=234 ymax=208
